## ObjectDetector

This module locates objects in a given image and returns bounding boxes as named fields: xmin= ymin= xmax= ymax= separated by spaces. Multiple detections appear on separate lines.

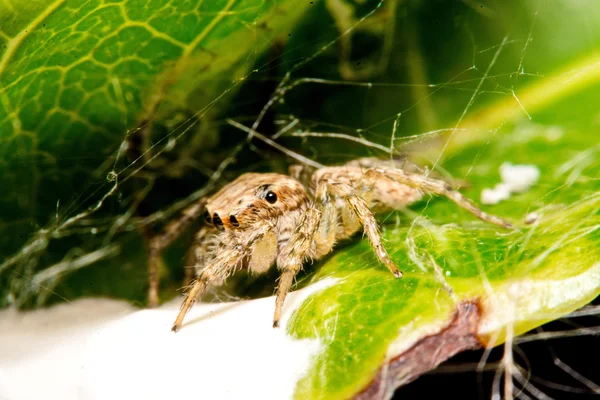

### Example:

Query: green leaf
xmin=280 ymin=4 xmax=600 ymax=396
xmin=283 ymin=3 xmax=600 ymax=397
xmin=0 ymin=0 xmax=310 ymax=246
xmin=0 ymin=0 xmax=312 ymax=304
xmin=288 ymin=122 xmax=599 ymax=398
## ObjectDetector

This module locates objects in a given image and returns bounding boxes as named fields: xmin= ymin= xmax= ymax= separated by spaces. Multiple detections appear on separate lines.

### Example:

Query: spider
xmin=146 ymin=158 xmax=512 ymax=332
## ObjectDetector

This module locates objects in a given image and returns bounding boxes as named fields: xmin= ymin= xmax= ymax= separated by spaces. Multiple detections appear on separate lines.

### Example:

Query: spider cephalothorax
xmin=204 ymin=173 xmax=309 ymax=231
xmin=146 ymin=158 xmax=512 ymax=332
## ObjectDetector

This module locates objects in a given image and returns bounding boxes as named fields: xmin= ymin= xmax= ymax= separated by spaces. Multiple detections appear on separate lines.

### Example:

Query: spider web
xmin=1 ymin=0 xmax=599 ymax=399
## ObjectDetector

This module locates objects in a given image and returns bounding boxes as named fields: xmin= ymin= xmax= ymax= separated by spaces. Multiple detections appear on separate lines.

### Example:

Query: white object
xmin=481 ymin=183 xmax=512 ymax=205
xmin=499 ymin=162 xmax=541 ymax=193
xmin=0 ymin=279 xmax=336 ymax=400
xmin=481 ymin=162 xmax=540 ymax=205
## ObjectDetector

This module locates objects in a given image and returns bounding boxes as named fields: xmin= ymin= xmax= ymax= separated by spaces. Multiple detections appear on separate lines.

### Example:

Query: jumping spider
xmin=147 ymin=158 xmax=512 ymax=332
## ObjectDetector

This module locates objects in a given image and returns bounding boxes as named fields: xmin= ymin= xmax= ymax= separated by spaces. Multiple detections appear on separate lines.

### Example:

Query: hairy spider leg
xmin=273 ymin=208 xmax=321 ymax=327
xmin=147 ymin=199 xmax=207 ymax=307
xmin=183 ymin=226 xmax=213 ymax=286
xmin=362 ymin=168 xmax=513 ymax=229
xmin=317 ymin=178 xmax=403 ymax=278
xmin=172 ymin=223 xmax=273 ymax=332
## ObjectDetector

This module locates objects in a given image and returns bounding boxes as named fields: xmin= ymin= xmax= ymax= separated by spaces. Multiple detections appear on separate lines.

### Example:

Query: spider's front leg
xmin=172 ymin=223 xmax=273 ymax=332
xmin=273 ymin=208 xmax=320 ymax=328
xmin=362 ymin=168 xmax=513 ymax=228
xmin=182 ymin=226 xmax=213 ymax=286
xmin=147 ymin=199 xmax=207 ymax=307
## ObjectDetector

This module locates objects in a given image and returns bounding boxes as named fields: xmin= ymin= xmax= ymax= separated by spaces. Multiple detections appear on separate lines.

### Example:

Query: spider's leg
xmin=273 ymin=208 xmax=320 ymax=328
xmin=183 ymin=226 xmax=213 ymax=286
xmin=363 ymin=168 xmax=513 ymax=228
xmin=172 ymin=224 xmax=272 ymax=332
xmin=311 ymin=183 xmax=340 ymax=258
xmin=318 ymin=179 xmax=402 ymax=278
xmin=147 ymin=199 xmax=206 ymax=307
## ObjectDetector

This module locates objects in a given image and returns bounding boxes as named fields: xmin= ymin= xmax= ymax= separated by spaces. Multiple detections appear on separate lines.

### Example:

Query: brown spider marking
xmin=145 ymin=158 xmax=513 ymax=332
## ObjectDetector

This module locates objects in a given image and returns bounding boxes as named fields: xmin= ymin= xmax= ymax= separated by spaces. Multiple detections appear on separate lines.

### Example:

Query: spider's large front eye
xmin=265 ymin=191 xmax=278 ymax=204
xmin=205 ymin=211 xmax=212 ymax=224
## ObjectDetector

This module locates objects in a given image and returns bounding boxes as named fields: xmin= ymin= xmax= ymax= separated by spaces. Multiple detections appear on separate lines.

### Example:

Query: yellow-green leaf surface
xmin=288 ymin=122 xmax=599 ymax=398
xmin=281 ymin=4 xmax=600 ymax=397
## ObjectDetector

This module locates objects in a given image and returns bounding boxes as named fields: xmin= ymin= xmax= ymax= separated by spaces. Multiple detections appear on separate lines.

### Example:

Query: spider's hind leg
xmin=362 ymin=168 xmax=513 ymax=229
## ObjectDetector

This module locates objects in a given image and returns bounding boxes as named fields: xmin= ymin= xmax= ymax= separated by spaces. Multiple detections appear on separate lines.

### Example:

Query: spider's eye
xmin=213 ymin=213 xmax=224 ymax=231
xmin=205 ymin=211 xmax=212 ymax=224
xmin=265 ymin=191 xmax=278 ymax=204
xmin=229 ymin=215 xmax=239 ymax=227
